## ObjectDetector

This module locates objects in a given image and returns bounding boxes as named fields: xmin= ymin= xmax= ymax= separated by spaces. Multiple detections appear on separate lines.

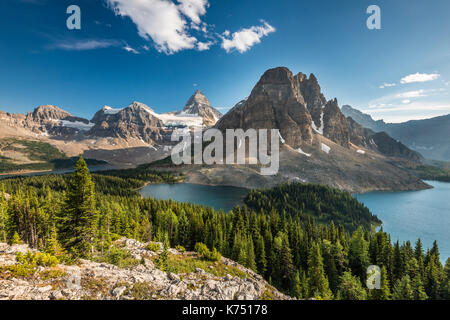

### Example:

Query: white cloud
xmin=400 ymin=72 xmax=440 ymax=84
xmin=379 ymin=83 xmax=396 ymax=89
xmin=51 ymin=39 xmax=120 ymax=51
xmin=123 ymin=45 xmax=139 ymax=54
xmin=402 ymin=100 xmax=411 ymax=104
xmin=177 ymin=0 xmax=209 ymax=25
xmin=221 ymin=21 xmax=275 ymax=53
xmin=106 ymin=0 xmax=198 ymax=54
xmin=197 ymin=41 xmax=213 ymax=51
xmin=105 ymin=0 xmax=274 ymax=55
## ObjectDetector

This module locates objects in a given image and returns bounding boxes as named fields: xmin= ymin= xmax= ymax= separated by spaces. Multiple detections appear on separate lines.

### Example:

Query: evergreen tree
xmin=392 ymin=275 xmax=414 ymax=300
xmin=246 ymin=237 xmax=257 ymax=272
xmin=307 ymin=242 xmax=333 ymax=300
xmin=348 ymin=227 xmax=370 ymax=280
xmin=411 ymin=274 xmax=428 ymax=300
xmin=337 ymin=271 xmax=367 ymax=300
xmin=45 ymin=224 xmax=64 ymax=256
xmin=0 ymin=185 xmax=8 ymax=243
xmin=440 ymin=258 xmax=450 ymax=299
xmin=159 ymin=233 xmax=170 ymax=271
xmin=255 ymin=235 xmax=267 ymax=275
xmin=59 ymin=156 xmax=98 ymax=258
xmin=292 ymin=271 xmax=303 ymax=299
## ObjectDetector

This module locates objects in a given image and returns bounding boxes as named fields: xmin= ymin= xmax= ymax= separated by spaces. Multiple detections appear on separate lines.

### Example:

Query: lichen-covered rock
xmin=0 ymin=239 xmax=291 ymax=301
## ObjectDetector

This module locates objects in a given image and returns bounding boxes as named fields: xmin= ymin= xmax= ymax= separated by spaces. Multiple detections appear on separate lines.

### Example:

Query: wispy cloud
xmin=221 ymin=21 xmax=275 ymax=53
xmin=400 ymin=72 xmax=440 ymax=84
xmin=50 ymin=39 xmax=121 ymax=51
xmin=123 ymin=45 xmax=140 ymax=54
xmin=396 ymin=90 xmax=427 ymax=99
xmin=379 ymin=83 xmax=396 ymax=89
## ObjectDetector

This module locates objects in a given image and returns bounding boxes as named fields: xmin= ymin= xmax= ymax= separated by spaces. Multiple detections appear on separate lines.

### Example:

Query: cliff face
xmin=217 ymin=67 xmax=314 ymax=148
xmin=0 ymin=239 xmax=290 ymax=300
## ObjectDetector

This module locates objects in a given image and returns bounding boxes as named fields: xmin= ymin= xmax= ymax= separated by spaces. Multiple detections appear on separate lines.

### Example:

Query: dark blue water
xmin=139 ymin=183 xmax=249 ymax=212
xmin=355 ymin=181 xmax=450 ymax=263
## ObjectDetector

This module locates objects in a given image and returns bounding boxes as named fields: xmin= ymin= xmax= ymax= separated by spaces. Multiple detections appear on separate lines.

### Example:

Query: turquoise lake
xmin=140 ymin=181 xmax=450 ymax=262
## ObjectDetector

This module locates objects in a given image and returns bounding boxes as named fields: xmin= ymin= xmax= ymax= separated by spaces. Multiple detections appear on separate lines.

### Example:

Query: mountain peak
xmin=258 ymin=67 xmax=294 ymax=85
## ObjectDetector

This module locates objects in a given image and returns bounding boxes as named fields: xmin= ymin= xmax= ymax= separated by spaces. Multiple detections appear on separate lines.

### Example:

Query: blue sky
xmin=0 ymin=0 xmax=449 ymax=122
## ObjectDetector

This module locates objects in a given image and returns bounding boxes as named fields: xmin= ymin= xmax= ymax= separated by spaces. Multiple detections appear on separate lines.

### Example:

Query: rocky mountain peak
xmin=29 ymin=105 xmax=72 ymax=123
xmin=181 ymin=90 xmax=222 ymax=126
xmin=217 ymin=67 xmax=313 ymax=148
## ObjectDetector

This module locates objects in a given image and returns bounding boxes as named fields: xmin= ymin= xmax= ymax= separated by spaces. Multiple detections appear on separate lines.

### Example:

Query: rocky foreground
xmin=0 ymin=239 xmax=289 ymax=300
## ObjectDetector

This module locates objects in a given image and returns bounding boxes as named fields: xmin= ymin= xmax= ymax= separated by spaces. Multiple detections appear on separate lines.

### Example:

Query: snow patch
xmin=357 ymin=149 xmax=366 ymax=154
xmin=103 ymin=106 xmax=123 ymax=115
xmin=312 ymin=111 xmax=324 ymax=135
xmin=321 ymin=143 xmax=331 ymax=154
xmin=297 ymin=147 xmax=311 ymax=157
xmin=278 ymin=132 xmax=285 ymax=144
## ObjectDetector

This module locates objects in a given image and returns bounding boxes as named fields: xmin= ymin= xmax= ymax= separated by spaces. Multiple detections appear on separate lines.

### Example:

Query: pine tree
xmin=0 ymin=185 xmax=8 ymax=243
xmin=255 ymin=235 xmax=267 ymax=276
xmin=59 ymin=156 xmax=98 ymax=258
xmin=425 ymin=254 xmax=443 ymax=299
xmin=10 ymin=231 xmax=22 ymax=245
xmin=411 ymin=274 xmax=428 ymax=300
xmin=348 ymin=227 xmax=370 ymax=280
xmin=307 ymin=242 xmax=333 ymax=300
xmin=292 ymin=271 xmax=303 ymax=299
xmin=337 ymin=271 xmax=367 ymax=300
xmin=45 ymin=224 xmax=64 ymax=256
xmin=159 ymin=233 xmax=170 ymax=271
xmin=440 ymin=258 xmax=450 ymax=299
xmin=392 ymin=275 xmax=414 ymax=300
xmin=246 ymin=237 xmax=257 ymax=272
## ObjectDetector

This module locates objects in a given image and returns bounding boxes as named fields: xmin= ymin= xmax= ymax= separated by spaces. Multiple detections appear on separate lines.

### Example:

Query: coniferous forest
xmin=0 ymin=157 xmax=448 ymax=300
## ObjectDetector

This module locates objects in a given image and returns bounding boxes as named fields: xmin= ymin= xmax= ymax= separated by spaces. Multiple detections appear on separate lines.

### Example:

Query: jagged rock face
xmin=88 ymin=102 xmax=165 ymax=144
xmin=216 ymin=67 xmax=314 ymax=148
xmin=180 ymin=90 xmax=222 ymax=126
xmin=27 ymin=105 xmax=72 ymax=124
xmin=23 ymin=105 xmax=91 ymax=136
xmin=323 ymin=99 xmax=350 ymax=147
xmin=347 ymin=116 xmax=375 ymax=148
xmin=297 ymin=72 xmax=327 ymax=131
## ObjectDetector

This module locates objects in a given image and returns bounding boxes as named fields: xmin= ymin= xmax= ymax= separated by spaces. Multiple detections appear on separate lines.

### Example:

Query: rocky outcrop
xmin=178 ymin=90 xmax=222 ymax=127
xmin=0 ymin=239 xmax=290 ymax=300
xmin=322 ymin=99 xmax=350 ymax=147
xmin=296 ymin=72 xmax=327 ymax=131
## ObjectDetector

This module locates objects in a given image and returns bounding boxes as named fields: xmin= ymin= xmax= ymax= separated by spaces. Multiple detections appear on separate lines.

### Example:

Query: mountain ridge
xmin=342 ymin=105 xmax=450 ymax=161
